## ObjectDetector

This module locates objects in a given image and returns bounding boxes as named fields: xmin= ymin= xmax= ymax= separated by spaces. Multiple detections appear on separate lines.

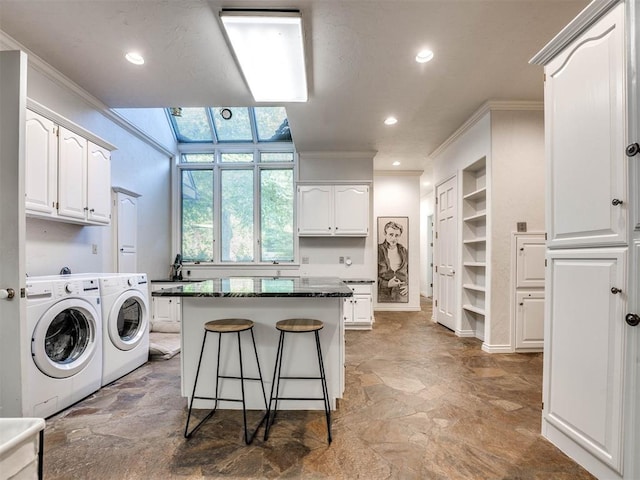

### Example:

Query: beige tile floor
xmin=42 ymin=298 xmax=595 ymax=479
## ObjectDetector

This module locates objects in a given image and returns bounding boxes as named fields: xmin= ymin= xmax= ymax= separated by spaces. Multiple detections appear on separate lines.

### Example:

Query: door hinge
xmin=435 ymin=266 xmax=438 ymax=273
xmin=435 ymin=299 xmax=438 ymax=307
xmin=545 ymin=259 xmax=547 ymax=267
xmin=435 ymin=197 xmax=438 ymax=205
xmin=20 ymin=288 xmax=26 ymax=298
xmin=435 ymin=231 xmax=438 ymax=239
xmin=544 ymin=232 xmax=547 ymax=240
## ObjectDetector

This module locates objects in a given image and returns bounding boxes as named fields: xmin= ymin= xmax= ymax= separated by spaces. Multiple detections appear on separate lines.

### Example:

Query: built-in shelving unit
xmin=461 ymin=157 xmax=487 ymax=337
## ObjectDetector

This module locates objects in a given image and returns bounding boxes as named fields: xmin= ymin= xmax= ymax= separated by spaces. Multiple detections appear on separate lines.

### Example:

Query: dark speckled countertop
xmin=151 ymin=276 xmax=353 ymax=298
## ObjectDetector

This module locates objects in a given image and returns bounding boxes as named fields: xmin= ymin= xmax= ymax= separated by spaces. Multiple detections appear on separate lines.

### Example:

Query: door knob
xmin=611 ymin=198 xmax=623 ymax=206
xmin=626 ymin=142 xmax=640 ymax=157
xmin=611 ymin=287 xmax=622 ymax=294
xmin=0 ymin=288 xmax=15 ymax=300
xmin=625 ymin=313 xmax=640 ymax=327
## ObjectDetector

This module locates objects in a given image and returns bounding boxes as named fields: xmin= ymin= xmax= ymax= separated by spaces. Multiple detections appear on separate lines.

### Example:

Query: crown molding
xmin=429 ymin=100 xmax=543 ymax=159
xmin=374 ymin=170 xmax=424 ymax=177
xmin=0 ymin=30 xmax=175 ymax=158
xmin=530 ymin=0 xmax=620 ymax=65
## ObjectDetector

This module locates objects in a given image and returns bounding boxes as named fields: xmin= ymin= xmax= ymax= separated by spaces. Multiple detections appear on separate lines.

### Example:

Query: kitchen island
xmin=151 ymin=277 xmax=352 ymax=410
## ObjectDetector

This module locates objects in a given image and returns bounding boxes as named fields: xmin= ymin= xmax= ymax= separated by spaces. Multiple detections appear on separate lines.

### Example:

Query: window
xmin=170 ymin=106 xmax=296 ymax=264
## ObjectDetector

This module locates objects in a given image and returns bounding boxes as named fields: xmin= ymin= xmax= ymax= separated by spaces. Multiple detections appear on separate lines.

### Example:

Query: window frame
xmin=174 ymin=144 xmax=298 ymax=266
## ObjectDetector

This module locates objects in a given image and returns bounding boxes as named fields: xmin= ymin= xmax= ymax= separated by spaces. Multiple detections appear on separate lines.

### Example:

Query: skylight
xmin=167 ymin=106 xmax=292 ymax=143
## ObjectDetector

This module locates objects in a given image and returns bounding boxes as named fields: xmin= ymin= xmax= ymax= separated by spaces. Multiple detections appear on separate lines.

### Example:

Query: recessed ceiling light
xmin=423 ymin=181 xmax=431 ymax=186
xmin=392 ymin=161 xmax=401 ymax=166
xmin=125 ymin=52 xmax=145 ymax=65
xmin=384 ymin=116 xmax=398 ymax=126
xmin=415 ymin=49 xmax=434 ymax=63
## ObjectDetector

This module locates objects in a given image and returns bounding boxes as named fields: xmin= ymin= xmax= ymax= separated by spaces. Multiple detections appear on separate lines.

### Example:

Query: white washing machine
xmin=99 ymin=273 xmax=150 ymax=386
xmin=25 ymin=276 xmax=103 ymax=418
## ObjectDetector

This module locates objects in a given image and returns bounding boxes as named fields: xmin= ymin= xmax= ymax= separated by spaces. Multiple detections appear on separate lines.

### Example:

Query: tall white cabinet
xmin=531 ymin=1 xmax=639 ymax=478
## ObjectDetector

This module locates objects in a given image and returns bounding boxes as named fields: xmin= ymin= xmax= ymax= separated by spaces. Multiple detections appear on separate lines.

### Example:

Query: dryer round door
xmin=107 ymin=290 xmax=149 ymax=351
xmin=32 ymin=298 xmax=99 ymax=379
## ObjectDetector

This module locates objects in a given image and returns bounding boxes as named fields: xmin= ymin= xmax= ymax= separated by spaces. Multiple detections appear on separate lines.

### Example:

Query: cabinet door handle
xmin=626 ymin=142 xmax=640 ymax=157
xmin=611 ymin=198 xmax=623 ymax=206
xmin=625 ymin=313 xmax=640 ymax=326
xmin=90 ymin=208 xmax=95 ymax=213
xmin=611 ymin=287 xmax=622 ymax=294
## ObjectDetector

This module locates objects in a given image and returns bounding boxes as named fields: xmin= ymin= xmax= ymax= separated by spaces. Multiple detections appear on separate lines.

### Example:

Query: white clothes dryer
xmin=99 ymin=273 xmax=150 ymax=386
xmin=25 ymin=276 xmax=103 ymax=418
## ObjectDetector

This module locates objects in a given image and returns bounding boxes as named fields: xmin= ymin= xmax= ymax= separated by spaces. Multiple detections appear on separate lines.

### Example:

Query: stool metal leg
xmin=264 ymin=330 xmax=286 ymax=440
xmin=314 ymin=331 xmax=332 ymax=443
xmin=185 ymin=330 xmax=218 ymax=438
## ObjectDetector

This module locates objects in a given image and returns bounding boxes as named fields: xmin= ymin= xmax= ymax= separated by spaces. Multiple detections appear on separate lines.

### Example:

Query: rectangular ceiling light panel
xmin=220 ymin=10 xmax=308 ymax=102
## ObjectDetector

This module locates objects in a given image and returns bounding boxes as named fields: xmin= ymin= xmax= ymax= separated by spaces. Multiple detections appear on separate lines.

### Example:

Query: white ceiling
xmin=0 ymin=0 xmax=588 ymax=193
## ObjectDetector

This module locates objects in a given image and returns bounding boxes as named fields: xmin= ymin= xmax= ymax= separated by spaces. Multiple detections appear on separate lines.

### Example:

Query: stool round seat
xmin=205 ymin=318 xmax=254 ymax=333
xmin=276 ymin=318 xmax=324 ymax=333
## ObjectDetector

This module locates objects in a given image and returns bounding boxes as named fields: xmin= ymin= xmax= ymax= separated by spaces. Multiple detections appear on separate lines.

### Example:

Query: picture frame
xmin=377 ymin=216 xmax=409 ymax=303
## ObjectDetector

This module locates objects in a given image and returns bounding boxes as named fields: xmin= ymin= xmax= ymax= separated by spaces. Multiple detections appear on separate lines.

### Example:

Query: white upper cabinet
xmin=544 ymin=4 xmax=626 ymax=248
xmin=25 ymin=105 xmax=114 ymax=226
xmin=334 ymin=185 xmax=369 ymax=235
xmin=297 ymin=185 xmax=333 ymax=235
xmin=57 ymin=127 xmax=88 ymax=221
xmin=298 ymin=184 xmax=369 ymax=236
xmin=87 ymin=143 xmax=111 ymax=224
xmin=25 ymin=110 xmax=57 ymax=215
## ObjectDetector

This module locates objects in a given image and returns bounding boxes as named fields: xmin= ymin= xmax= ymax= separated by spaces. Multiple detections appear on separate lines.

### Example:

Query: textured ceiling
xmin=0 ymin=0 xmax=589 ymax=192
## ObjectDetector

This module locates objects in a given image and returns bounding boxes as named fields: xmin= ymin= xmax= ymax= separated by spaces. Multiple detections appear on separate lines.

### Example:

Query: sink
xmin=0 ymin=418 xmax=45 ymax=479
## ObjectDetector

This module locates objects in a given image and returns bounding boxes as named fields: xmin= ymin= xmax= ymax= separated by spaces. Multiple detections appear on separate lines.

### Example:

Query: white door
xmin=25 ymin=109 xmax=58 ymax=215
xmin=87 ymin=142 xmax=111 ymax=224
xmin=544 ymin=4 xmax=626 ymax=248
xmin=0 ymin=51 xmax=27 ymax=417
xmin=58 ymin=127 xmax=87 ymax=220
xmin=545 ymin=248 xmax=627 ymax=474
xmin=334 ymin=185 xmax=369 ymax=235
xmin=515 ymin=291 xmax=544 ymax=349
xmin=297 ymin=185 xmax=333 ymax=235
xmin=115 ymin=192 xmax=138 ymax=273
xmin=434 ymin=176 xmax=457 ymax=330
xmin=516 ymin=236 xmax=546 ymax=288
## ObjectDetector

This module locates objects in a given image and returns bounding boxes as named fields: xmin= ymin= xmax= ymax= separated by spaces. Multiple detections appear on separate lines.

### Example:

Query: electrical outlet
xmin=339 ymin=256 xmax=344 ymax=264
xmin=517 ymin=222 xmax=527 ymax=232
xmin=91 ymin=244 xmax=98 ymax=254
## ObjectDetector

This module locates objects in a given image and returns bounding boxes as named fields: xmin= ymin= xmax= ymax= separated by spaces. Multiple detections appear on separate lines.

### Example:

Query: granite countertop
xmin=151 ymin=277 xmax=353 ymax=298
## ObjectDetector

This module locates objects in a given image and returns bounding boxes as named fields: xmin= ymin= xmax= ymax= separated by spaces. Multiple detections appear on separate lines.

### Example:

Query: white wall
xmin=431 ymin=104 xmax=545 ymax=351
xmin=373 ymin=172 xmax=422 ymax=311
xmin=488 ymin=109 xmax=545 ymax=348
xmin=1 ymin=34 xmax=176 ymax=280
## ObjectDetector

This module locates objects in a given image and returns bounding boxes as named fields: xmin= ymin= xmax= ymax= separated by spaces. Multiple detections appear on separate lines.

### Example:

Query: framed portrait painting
xmin=377 ymin=217 xmax=408 ymax=303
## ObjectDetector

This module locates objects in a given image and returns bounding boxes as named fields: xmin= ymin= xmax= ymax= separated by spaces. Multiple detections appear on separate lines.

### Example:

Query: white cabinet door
xmin=545 ymin=248 xmax=627 ymax=473
xmin=25 ymin=110 xmax=57 ymax=215
xmin=515 ymin=291 xmax=544 ymax=349
xmin=57 ymin=127 xmax=87 ymax=221
xmin=115 ymin=192 xmax=138 ymax=273
xmin=352 ymin=294 xmax=372 ymax=323
xmin=544 ymin=5 xmax=626 ymax=248
xmin=87 ymin=142 xmax=111 ymax=224
xmin=298 ymin=185 xmax=333 ymax=236
xmin=152 ymin=297 xmax=181 ymax=323
xmin=516 ymin=235 xmax=545 ymax=288
xmin=334 ymin=185 xmax=369 ymax=235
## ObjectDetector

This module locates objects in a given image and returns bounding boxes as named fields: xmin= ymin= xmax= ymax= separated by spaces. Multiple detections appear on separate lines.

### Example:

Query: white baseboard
xmin=374 ymin=306 xmax=421 ymax=312
xmin=481 ymin=343 xmax=514 ymax=354
xmin=456 ymin=329 xmax=476 ymax=338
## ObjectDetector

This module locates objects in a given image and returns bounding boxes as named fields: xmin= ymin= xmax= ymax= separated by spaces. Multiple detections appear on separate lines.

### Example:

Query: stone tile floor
xmin=42 ymin=299 xmax=595 ymax=479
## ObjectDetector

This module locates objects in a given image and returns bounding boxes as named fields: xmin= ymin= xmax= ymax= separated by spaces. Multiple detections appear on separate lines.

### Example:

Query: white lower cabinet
xmin=343 ymin=283 xmax=373 ymax=330
xmin=515 ymin=291 xmax=544 ymax=349
xmin=150 ymin=283 xmax=182 ymax=326
xmin=512 ymin=233 xmax=545 ymax=351
xmin=544 ymin=248 xmax=627 ymax=475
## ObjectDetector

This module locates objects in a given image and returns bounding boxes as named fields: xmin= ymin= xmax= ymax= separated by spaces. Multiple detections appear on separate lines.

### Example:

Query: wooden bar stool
xmin=264 ymin=318 xmax=332 ymax=443
xmin=184 ymin=318 xmax=267 ymax=444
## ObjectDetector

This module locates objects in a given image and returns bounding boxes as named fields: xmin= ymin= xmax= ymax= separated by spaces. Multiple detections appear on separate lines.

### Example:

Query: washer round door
xmin=32 ymin=298 xmax=99 ymax=378
xmin=107 ymin=290 xmax=149 ymax=351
